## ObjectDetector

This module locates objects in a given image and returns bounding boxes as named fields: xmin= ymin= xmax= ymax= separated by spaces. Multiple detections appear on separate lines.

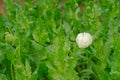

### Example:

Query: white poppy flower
xmin=76 ymin=32 xmax=93 ymax=48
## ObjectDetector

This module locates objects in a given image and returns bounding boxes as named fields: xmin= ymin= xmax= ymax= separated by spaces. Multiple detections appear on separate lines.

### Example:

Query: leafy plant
xmin=0 ymin=0 xmax=120 ymax=80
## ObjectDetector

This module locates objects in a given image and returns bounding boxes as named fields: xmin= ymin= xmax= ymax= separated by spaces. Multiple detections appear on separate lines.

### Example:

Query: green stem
xmin=11 ymin=62 xmax=14 ymax=80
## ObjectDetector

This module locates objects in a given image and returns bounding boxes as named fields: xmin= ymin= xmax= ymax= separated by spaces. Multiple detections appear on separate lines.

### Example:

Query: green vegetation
xmin=0 ymin=0 xmax=120 ymax=80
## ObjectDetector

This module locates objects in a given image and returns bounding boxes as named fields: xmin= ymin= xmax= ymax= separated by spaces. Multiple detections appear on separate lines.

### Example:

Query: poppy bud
xmin=5 ymin=32 xmax=13 ymax=43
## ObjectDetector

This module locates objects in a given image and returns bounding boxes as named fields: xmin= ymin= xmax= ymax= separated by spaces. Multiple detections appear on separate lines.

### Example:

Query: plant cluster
xmin=0 ymin=0 xmax=120 ymax=80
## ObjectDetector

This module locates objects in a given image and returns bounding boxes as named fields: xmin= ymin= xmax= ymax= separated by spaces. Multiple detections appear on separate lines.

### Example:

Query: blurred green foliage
xmin=0 ymin=0 xmax=120 ymax=80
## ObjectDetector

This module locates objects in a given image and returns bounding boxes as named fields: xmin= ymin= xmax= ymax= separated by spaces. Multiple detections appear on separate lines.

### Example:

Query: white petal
xmin=76 ymin=32 xmax=93 ymax=48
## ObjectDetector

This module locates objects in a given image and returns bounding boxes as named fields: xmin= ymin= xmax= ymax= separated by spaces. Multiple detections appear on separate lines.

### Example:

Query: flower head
xmin=76 ymin=32 xmax=93 ymax=48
